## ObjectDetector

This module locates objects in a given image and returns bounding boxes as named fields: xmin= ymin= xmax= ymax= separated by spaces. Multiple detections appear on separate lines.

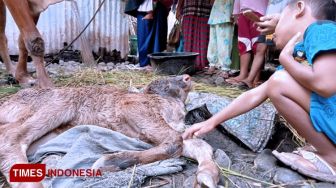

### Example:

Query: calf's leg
xmin=0 ymin=105 xmax=76 ymax=187
xmin=92 ymin=127 xmax=183 ymax=171
xmin=0 ymin=1 xmax=15 ymax=75
xmin=183 ymin=139 xmax=219 ymax=188
xmin=92 ymin=103 xmax=183 ymax=171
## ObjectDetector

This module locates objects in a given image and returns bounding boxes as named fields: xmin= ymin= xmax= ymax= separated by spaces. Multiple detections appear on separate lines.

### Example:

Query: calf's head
xmin=144 ymin=75 xmax=192 ymax=102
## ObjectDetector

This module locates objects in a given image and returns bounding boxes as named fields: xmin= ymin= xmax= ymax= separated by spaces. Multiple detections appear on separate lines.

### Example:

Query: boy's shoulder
xmin=304 ymin=20 xmax=336 ymax=39
xmin=303 ymin=21 xmax=336 ymax=63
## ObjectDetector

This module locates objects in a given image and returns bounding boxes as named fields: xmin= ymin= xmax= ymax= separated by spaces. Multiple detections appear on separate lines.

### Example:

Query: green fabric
xmin=230 ymin=25 xmax=240 ymax=70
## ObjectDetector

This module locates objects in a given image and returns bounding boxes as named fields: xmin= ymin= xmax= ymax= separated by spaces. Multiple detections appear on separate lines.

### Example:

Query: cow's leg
xmin=15 ymin=34 xmax=36 ymax=87
xmin=3 ymin=0 xmax=53 ymax=88
xmin=183 ymin=139 xmax=220 ymax=188
xmin=0 ymin=1 xmax=15 ymax=75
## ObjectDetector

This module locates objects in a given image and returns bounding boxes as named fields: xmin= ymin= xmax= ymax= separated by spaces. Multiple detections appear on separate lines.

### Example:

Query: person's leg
xmin=227 ymin=14 xmax=252 ymax=83
xmin=217 ymin=23 xmax=234 ymax=78
xmin=206 ymin=25 xmax=218 ymax=74
xmin=153 ymin=2 xmax=168 ymax=53
xmin=226 ymin=52 xmax=251 ymax=83
xmin=242 ymin=43 xmax=267 ymax=88
xmin=137 ymin=12 xmax=153 ymax=67
xmin=267 ymin=71 xmax=336 ymax=169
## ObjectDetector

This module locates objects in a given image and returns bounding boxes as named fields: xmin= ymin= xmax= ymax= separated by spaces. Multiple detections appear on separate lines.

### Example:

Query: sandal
xmin=236 ymin=82 xmax=251 ymax=91
xmin=272 ymin=150 xmax=336 ymax=183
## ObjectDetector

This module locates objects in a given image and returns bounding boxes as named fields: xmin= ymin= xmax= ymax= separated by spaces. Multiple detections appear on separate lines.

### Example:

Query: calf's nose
xmin=183 ymin=75 xmax=191 ymax=83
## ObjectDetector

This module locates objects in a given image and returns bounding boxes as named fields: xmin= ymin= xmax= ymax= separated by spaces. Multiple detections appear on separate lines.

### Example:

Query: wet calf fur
xmin=0 ymin=75 xmax=219 ymax=188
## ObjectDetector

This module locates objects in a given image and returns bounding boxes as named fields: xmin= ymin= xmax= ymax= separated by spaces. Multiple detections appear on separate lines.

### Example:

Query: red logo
xmin=9 ymin=164 xmax=46 ymax=182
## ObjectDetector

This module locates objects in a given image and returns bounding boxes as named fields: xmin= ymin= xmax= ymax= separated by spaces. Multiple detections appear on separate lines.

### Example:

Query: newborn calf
xmin=0 ymin=75 xmax=219 ymax=188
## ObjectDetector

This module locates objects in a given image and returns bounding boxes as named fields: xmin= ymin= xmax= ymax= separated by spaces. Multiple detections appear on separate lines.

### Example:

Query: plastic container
xmin=148 ymin=52 xmax=199 ymax=75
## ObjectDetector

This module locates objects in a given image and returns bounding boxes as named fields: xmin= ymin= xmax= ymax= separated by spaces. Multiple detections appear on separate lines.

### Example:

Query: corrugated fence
xmin=5 ymin=0 xmax=129 ymax=57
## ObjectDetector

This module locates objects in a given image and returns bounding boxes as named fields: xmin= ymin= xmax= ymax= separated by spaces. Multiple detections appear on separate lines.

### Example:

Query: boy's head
xmin=274 ymin=0 xmax=336 ymax=49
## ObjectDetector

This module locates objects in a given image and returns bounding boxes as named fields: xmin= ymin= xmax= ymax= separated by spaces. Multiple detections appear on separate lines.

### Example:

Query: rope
xmin=44 ymin=0 xmax=107 ymax=68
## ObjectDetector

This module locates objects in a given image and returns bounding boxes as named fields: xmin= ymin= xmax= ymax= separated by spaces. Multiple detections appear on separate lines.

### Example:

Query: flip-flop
xmin=272 ymin=150 xmax=336 ymax=183
xmin=236 ymin=82 xmax=251 ymax=91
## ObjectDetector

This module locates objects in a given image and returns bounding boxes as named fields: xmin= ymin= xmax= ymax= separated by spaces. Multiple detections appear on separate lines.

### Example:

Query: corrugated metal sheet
xmin=5 ymin=0 xmax=129 ymax=57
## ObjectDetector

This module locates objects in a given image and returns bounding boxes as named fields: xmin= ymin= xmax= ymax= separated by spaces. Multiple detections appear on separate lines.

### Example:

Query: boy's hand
xmin=256 ymin=14 xmax=280 ymax=35
xmin=182 ymin=121 xmax=216 ymax=140
xmin=279 ymin=32 xmax=302 ymax=65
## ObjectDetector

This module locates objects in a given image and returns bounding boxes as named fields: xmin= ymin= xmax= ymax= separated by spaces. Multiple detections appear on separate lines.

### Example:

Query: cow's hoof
xmin=196 ymin=161 xmax=220 ymax=188
xmin=92 ymin=152 xmax=138 ymax=172
xmin=16 ymin=74 xmax=36 ymax=88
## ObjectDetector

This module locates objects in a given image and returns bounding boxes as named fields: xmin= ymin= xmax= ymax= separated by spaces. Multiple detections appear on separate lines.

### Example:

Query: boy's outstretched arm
xmin=279 ymin=33 xmax=336 ymax=98
xmin=182 ymin=83 xmax=268 ymax=140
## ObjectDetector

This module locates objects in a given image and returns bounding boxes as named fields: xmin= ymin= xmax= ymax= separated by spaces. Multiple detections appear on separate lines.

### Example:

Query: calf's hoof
xmin=196 ymin=160 xmax=220 ymax=188
xmin=92 ymin=152 xmax=139 ymax=172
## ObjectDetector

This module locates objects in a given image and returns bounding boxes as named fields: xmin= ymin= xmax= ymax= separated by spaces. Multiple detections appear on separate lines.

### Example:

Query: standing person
xmin=226 ymin=0 xmax=268 ymax=87
xmin=206 ymin=0 xmax=235 ymax=78
xmin=176 ymin=0 xmax=213 ymax=71
xmin=125 ymin=0 xmax=173 ymax=69
xmin=236 ymin=0 xmax=291 ymax=89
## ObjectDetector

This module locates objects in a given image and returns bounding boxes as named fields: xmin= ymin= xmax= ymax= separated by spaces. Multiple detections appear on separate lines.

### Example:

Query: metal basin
xmin=148 ymin=52 xmax=199 ymax=75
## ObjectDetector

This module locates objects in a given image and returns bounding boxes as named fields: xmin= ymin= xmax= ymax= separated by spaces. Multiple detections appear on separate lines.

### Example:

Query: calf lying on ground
xmin=0 ymin=75 xmax=219 ymax=188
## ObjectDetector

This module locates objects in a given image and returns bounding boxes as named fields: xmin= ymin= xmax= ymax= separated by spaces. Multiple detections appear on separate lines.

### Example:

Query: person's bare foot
xmin=205 ymin=66 xmax=216 ymax=75
xmin=226 ymin=76 xmax=246 ymax=85
xmin=143 ymin=11 xmax=154 ymax=20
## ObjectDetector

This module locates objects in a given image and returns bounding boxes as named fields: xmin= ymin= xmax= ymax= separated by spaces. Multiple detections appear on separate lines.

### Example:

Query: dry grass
xmin=55 ymin=69 xmax=161 ymax=89
xmin=55 ymin=68 xmax=244 ymax=98
xmin=279 ymin=116 xmax=306 ymax=147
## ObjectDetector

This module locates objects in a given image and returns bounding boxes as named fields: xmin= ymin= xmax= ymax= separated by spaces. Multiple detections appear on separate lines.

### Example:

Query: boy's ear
xmin=295 ymin=1 xmax=306 ymax=18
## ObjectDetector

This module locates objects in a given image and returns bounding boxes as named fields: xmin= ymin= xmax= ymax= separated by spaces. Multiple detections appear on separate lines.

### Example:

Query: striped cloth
xmin=183 ymin=15 xmax=210 ymax=70
xmin=182 ymin=0 xmax=212 ymax=17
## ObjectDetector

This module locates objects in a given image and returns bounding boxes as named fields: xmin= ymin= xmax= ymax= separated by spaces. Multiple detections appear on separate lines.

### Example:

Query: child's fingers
xmin=182 ymin=125 xmax=201 ymax=140
xmin=194 ymin=127 xmax=212 ymax=138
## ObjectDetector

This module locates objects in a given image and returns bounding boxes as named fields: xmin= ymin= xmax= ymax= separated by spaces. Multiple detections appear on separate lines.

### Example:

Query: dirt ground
xmin=0 ymin=62 xmax=335 ymax=188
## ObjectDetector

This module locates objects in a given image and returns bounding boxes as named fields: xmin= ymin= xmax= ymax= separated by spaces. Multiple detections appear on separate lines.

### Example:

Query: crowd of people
xmin=125 ymin=0 xmax=336 ymax=183
xmin=125 ymin=0 xmax=293 ymax=89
